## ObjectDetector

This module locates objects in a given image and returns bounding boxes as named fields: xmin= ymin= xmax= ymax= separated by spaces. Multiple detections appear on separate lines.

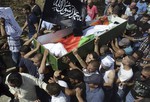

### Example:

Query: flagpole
xmin=37 ymin=18 xmax=42 ymax=35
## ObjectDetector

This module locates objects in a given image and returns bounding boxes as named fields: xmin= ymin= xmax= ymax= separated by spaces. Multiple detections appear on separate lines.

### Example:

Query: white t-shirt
xmin=51 ymin=91 xmax=67 ymax=102
xmin=118 ymin=63 xmax=133 ymax=82
xmin=82 ymin=68 xmax=99 ymax=77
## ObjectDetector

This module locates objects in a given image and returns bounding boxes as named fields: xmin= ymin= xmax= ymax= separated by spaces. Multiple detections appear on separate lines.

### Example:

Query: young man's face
xmin=140 ymin=70 xmax=150 ymax=81
xmin=86 ymin=54 xmax=94 ymax=63
xmin=87 ymin=63 xmax=97 ymax=73
xmin=131 ymin=9 xmax=137 ymax=15
xmin=32 ymin=57 xmax=41 ymax=67
xmin=141 ymin=17 xmax=149 ymax=24
xmin=22 ymin=8 xmax=28 ymax=15
xmin=122 ymin=56 xmax=129 ymax=65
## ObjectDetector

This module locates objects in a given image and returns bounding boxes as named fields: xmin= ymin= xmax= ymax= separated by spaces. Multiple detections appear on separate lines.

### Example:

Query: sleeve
xmin=19 ymin=58 xmax=25 ymax=68
xmin=5 ymin=74 xmax=16 ymax=95
xmin=94 ymin=6 xmax=98 ymax=14
xmin=31 ymin=15 xmax=38 ymax=24
xmin=143 ymin=4 xmax=147 ymax=12
xmin=23 ymin=73 xmax=47 ymax=91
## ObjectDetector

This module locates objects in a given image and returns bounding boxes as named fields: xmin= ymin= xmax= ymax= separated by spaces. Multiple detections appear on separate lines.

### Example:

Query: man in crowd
xmin=22 ymin=4 xmax=38 ymax=38
xmin=5 ymin=72 xmax=47 ymax=102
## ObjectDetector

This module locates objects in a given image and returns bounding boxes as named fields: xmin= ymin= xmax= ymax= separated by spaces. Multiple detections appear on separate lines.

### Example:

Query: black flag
xmin=42 ymin=0 xmax=87 ymax=36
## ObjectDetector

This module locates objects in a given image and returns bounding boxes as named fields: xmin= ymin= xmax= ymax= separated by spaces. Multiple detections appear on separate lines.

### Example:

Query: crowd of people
xmin=0 ymin=0 xmax=150 ymax=102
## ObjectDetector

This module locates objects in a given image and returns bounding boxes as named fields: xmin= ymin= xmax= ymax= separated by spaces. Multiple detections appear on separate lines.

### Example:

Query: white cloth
xmin=5 ymin=73 xmax=47 ymax=102
xmin=125 ymin=7 xmax=132 ymax=16
xmin=82 ymin=23 xmax=117 ymax=37
xmin=85 ymin=15 xmax=92 ymax=22
xmin=82 ymin=68 xmax=99 ymax=77
xmin=57 ymin=80 xmax=68 ymax=88
xmin=51 ymin=91 xmax=67 ymax=102
xmin=117 ymin=63 xmax=133 ymax=82
xmin=41 ymin=20 xmax=55 ymax=30
xmin=101 ymin=55 xmax=115 ymax=69
xmin=0 ymin=7 xmax=22 ymax=37
xmin=43 ymin=42 xmax=67 ymax=57
xmin=103 ymin=70 xmax=113 ymax=83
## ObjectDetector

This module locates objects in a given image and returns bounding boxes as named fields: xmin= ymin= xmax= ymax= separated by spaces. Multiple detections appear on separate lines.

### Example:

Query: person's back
xmin=46 ymin=83 xmax=68 ymax=102
xmin=5 ymin=72 xmax=47 ymax=102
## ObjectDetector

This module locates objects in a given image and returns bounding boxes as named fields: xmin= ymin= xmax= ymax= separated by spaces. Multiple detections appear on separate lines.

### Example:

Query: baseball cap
xmin=101 ymin=55 xmax=114 ymax=69
xmin=119 ymin=38 xmax=130 ymax=46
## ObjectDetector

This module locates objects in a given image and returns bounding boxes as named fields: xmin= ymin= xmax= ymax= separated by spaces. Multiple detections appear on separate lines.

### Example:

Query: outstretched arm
xmin=94 ymin=36 xmax=100 ymax=56
xmin=38 ymin=49 xmax=49 ymax=74
xmin=24 ymin=42 xmax=40 ymax=58
xmin=73 ymin=49 xmax=87 ymax=68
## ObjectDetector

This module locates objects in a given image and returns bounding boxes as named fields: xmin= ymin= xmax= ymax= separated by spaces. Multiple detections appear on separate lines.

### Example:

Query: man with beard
xmin=126 ymin=66 xmax=150 ymax=102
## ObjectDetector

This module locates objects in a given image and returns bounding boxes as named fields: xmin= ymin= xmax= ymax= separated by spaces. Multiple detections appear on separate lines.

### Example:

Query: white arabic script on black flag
xmin=53 ymin=0 xmax=82 ymax=21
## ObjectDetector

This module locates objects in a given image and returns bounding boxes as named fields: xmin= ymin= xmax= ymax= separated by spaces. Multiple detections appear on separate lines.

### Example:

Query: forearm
xmin=94 ymin=44 xmax=100 ymax=55
xmin=24 ymin=48 xmax=38 ymax=58
xmin=23 ymin=37 xmax=33 ymax=45
xmin=38 ymin=55 xmax=47 ymax=74
xmin=0 ymin=24 xmax=6 ymax=37
xmin=22 ymin=21 xmax=27 ymax=30
xmin=74 ymin=54 xmax=87 ymax=68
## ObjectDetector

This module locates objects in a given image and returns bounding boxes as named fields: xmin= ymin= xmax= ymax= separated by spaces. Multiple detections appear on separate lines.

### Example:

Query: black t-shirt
xmin=32 ymin=4 xmax=41 ymax=18
xmin=70 ymin=82 xmax=86 ymax=102
xmin=131 ymin=72 xmax=150 ymax=99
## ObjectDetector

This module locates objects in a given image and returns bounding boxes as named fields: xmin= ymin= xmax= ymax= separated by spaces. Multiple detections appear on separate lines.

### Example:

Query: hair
xmin=133 ymin=50 xmax=143 ymax=59
xmin=20 ymin=45 xmax=31 ymax=54
xmin=46 ymin=83 xmax=61 ymax=96
xmin=143 ymin=66 xmax=150 ymax=72
xmin=68 ymin=69 xmax=84 ymax=82
xmin=131 ymin=6 xmax=138 ymax=12
xmin=89 ymin=52 xmax=99 ymax=61
xmin=34 ymin=53 xmax=43 ymax=61
xmin=89 ymin=60 xmax=100 ymax=69
xmin=127 ymin=56 xmax=136 ymax=67
xmin=100 ymin=45 xmax=109 ymax=53
xmin=23 ymin=4 xmax=31 ymax=12
xmin=7 ymin=72 xmax=22 ymax=88
xmin=143 ymin=14 xmax=150 ymax=20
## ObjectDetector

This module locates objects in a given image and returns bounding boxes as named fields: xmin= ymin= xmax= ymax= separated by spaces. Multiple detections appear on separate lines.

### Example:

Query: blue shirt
xmin=124 ymin=46 xmax=133 ymax=55
xmin=19 ymin=58 xmax=39 ymax=78
xmin=136 ymin=1 xmax=147 ymax=15
xmin=27 ymin=13 xmax=38 ymax=38
xmin=86 ymin=84 xmax=104 ymax=102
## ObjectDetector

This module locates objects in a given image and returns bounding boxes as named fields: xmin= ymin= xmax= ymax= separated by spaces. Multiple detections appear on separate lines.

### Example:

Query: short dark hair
xmin=46 ymin=83 xmax=61 ymax=96
xmin=23 ymin=4 xmax=31 ymax=12
xmin=7 ymin=72 xmax=22 ymax=88
xmin=34 ymin=53 xmax=43 ymax=61
xmin=143 ymin=66 xmax=150 ymax=72
xmin=68 ymin=69 xmax=84 ymax=82
xmin=20 ymin=45 xmax=31 ymax=54
xmin=100 ymin=45 xmax=109 ymax=53
xmin=128 ymin=56 xmax=136 ymax=67
xmin=133 ymin=51 xmax=143 ymax=59
xmin=89 ymin=60 xmax=100 ymax=69
xmin=143 ymin=14 xmax=150 ymax=20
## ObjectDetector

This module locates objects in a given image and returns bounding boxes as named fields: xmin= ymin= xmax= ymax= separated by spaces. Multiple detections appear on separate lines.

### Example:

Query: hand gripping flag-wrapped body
xmin=42 ymin=0 xmax=87 ymax=36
